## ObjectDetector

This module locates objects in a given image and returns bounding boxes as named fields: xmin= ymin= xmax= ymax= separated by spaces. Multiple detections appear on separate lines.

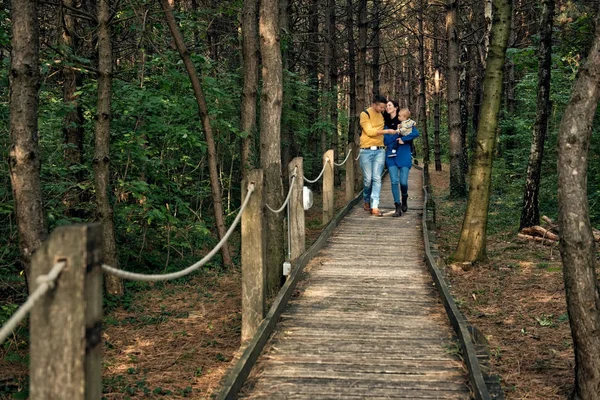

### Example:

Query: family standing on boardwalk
xmin=359 ymin=94 xmax=420 ymax=217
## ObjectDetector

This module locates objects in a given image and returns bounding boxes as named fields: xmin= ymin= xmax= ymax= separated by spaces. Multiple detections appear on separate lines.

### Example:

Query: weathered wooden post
xmin=345 ymin=143 xmax=356 ymax=203
xmin=241 ymin=169 xmax=266 ymax=343
xmin=30 ymin=224 xmax=103 ymax=400
xmin=288 ymin=157 xmax=305 ymax=262
xmin=322 ymin=149 xmax=335 ymax=224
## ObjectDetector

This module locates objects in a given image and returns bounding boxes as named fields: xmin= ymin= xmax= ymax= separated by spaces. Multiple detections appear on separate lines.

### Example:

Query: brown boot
xmin=363 ymin=202 xmax=371 ymax=211
xmin=371 ymin=208 xmax=384 ymax=217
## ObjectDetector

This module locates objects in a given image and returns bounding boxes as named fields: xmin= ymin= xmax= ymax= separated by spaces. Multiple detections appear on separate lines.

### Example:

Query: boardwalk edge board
xmin=214 ymin=190 xmax=364 ymax=400
xmin=420 ymin=167 xmax=504 ymax=400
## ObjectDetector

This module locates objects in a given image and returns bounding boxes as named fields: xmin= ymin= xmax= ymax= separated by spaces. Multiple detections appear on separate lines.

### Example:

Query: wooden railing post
xmin=322 ymin=149 xmax=335 ymax=225
xmin=241 ymin=169 xmax=266 ymax=342
xmin=345 ymin=143 xmax=356 ymax=203
xmin=288 ymin=157 xmax=305 ymax=262
xmin=30 ymin=224 xmax=103 ymax=400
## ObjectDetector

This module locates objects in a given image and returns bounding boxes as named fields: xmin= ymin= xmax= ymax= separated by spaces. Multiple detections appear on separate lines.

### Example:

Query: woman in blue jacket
xmin=384 ymin=107 xmax=420 ymax=217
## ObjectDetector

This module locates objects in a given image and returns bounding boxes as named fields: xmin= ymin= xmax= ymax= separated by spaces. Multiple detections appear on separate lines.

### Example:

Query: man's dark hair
xmin=373 ymin=94 xmax=387 ymax=104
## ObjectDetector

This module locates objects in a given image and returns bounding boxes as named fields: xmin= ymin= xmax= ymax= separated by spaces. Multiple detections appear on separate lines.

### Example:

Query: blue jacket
xmin=384 ymin=128 xmax=420 ymax=168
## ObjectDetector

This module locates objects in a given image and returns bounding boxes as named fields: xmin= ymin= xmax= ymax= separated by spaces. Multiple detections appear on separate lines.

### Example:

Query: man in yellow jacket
xmin=360 ymin=94 xmax=397 ymax=216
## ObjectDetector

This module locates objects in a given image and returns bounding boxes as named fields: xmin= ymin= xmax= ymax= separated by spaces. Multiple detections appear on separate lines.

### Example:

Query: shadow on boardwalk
xmin=240 ymin=171 xmax=471 ymax=399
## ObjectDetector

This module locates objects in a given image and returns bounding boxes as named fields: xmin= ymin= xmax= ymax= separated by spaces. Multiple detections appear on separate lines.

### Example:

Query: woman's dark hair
xmin=388 ymin=100 xmax=400 ymax=111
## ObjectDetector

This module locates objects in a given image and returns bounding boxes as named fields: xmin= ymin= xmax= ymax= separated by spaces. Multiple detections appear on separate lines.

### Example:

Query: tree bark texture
xmin=459 ymin=44 xmax=469 ymax=176
xmin=454 ymin=0 xmax=512 ymax=262
xmin=356 ymin=0 xmax=367 ymax=117
xmin=557 ymin=11 xmax=600 ymax=399
xmin=327 ymin=0 xmax=341 ymax=186
xmin=433 ymin=20 xmax=442 ymax=172
xmin=371 ymin=0 xmax=381 ymax=96
xmin=447 ymin=0 xmax=466 ymax=197
xmin=241 ymin=0 xmax=259 ymax=177
xmin=60 ymin=0 xmax=86 ymax=217
xmin=9 ymin=0 xmax=47 ymax=278
xmin=94 ymin=0 xmax=123 ymax=295
xmin=159 ymin=0 xmax=233 ymax=267
xmin=308 ymin=0 xmax=320 ymax=163
xmin=259 ymin=0 xmax=285 ymax=295
xmin=418 ymin=0 xmax=429 ymax=166
xmin=519 ymin=0 xmax=554 ymax=230
xmin=347 ymin=0 xmax=357 ymax=146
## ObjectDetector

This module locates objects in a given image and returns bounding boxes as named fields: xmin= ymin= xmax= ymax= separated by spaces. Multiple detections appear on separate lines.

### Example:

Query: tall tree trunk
xmin=241 ymin=0 xmax=259 ymax=177
xmin=447 ymin=0 xmax=466 ymax=196
xmin=519 ymin=0 xmax=554 ymax=230
xmin=417 ymin=0 xmax=429 ymax=166
xmin=308 ymin=0 xmax=320 ymax=164
xmin=433 ymin=19 xmax=442 ymax=172
xmin=371 ymin=0 xmax=381 ymax=96
xmin=159 ymin=0 xmax=232 ymax=267
xmin=279 ymin=0 xmax=293 ymax=172
xmin=9 ymin=0 xmax=47 ymax=279
xmin=356 ymin=0 xmax=367 ymax=115
xmin=60 ymin=0 xmax=85 ymax=217
xmin=454 ymin=0 xmax=512 ymax=262
xmin=459 ymin=43 xmax=469 ymax=175
xmin=323 ymin=0 xmax=331 ymax=156
xmin=94 ymin=0 xmax=123 ymax=295
xmin=557 ymin=11 xmax=600 ymax=399
xmin=347 ymin=0 xmax=357 ymax=145
xmin=327 ymin=0 xmax=341 ymax=186
xmin=259 ymin=0 xmax=285 ymax=295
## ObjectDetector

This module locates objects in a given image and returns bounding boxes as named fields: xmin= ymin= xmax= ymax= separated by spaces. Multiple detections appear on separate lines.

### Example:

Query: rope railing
xmin=265 ymin=168 xmax=297 ymax=214
xmin=304 ymin=157 xmax=330 ymax=184
xmin=333 ymin=148 xmax=353 ymax=167
xmin=0 ymin=261 xmax=66 ymax=346
xmin=101 ymin=183 xmax=256 ymax=282
xmin=354 ymin=150 xmax=361 ymax=161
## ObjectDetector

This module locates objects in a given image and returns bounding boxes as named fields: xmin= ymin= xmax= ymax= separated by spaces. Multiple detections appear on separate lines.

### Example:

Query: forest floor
xmin=429 ymin=168 xmax=577 ymax=399
xmin=0 ymin=186 xmax=349 ymax=399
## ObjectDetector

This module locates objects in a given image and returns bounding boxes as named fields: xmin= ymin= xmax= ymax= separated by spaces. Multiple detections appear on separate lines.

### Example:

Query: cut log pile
xmin=518 ymin=216 xmax=600 ymax=245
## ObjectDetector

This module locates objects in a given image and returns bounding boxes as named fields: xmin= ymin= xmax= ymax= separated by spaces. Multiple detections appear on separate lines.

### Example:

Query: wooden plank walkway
xmin=240 ymin=170 xmax=471 ymax=399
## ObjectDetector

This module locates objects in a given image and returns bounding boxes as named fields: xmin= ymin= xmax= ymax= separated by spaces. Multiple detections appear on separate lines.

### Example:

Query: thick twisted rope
xmin=0 ymin=261 xmax=66 ymax=346
xmin=102 ymin=183 xmax=255 ymax=281
xmin=303 ymin=157 xmax=330 ymax=184
xmin=354 ymin=150 xmax=361 ymax=161
xmin=333 ymin=148 xmax=353 ymax=167
xmin=266 ymin=173 xmax=297 ymax=214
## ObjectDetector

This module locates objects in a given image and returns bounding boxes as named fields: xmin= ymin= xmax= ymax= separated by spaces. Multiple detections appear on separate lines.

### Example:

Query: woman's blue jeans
xmin=359 ymin=148 xmax=385 ymax=209
xmin=388 ymin=165 xmax=410 ymax=203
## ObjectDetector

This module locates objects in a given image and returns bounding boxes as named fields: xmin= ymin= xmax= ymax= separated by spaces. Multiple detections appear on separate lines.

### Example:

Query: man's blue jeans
xmin=359 ymin=148 xmax=385 ymax=209
xmin=388 ymin=165 xmax=410 ymax=203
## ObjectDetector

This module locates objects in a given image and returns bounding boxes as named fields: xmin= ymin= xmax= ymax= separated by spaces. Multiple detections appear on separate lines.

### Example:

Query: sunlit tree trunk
xmin=159 ymin=0 xmax=233 ymax=267
xmin=520 ymin=0 xmax=554 ymax=230
xmin=454 ymin=0 xmax=512 ymax=262
xmin=259 ymin=0 xmax=285 ymax=295
xmin=94 ymin=0 xmax=123 ymax=295
xmin=557 ymin=11 xmax=600 ymax=399
xmin=447 ymin=0 xmax=466 ymax=196
xmin=241 ymin=0 xmax=259 ymax=177
xmin=9 ymin=0 xmax=47 ymax=280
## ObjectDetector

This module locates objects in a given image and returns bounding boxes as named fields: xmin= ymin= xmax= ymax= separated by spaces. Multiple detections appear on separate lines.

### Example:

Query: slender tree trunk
xmin=323 ymin=0 xmax=331 ymax=156
xmin=557 ymin=10 xmax=600 ymax=397
xmin=447 ymin=0 xmax=466 ymax=196
xmin=241 ymin=0 xmax=259 ymax=177
xmin=347 ymin=0 xmax=357 ymax=145
xmin=519 ymin=0 xmax=554 ymax=230
xmin=9 ymin=0 xmax=47 ymax=279
xmin=259 ymin=0 xmax=285 ymax=295
xmin=94 ymin=0 xmax=123 ymax=295
xmin=60 ymin=0 xmax=85 ymax=217
xmin=279 ymin=0 xmax=292 ymax=172
xmin=327 ymin=0 xmax=341 ymax=186
xmin=356 ymin=0 xmax=367 ymax=114
xmin=418 ymin=0 xmax=429 ymax=166
xmin=433 ymin=20 xmax=442 ymax=172
xmin=371 ymin=0 xmax=381 ymax=96
xmin=308 ymin=0 xmax=320 ymax=164
xmin=454 ymin=0 xmax=512 ymax=262
xmin=159 ymin=0 xmax=232 ymax=267
xmin=459 ymin=43 xmax=469 ymax=175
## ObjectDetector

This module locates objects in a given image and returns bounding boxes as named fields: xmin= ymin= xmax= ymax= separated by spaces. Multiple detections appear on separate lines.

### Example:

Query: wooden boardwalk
xmin=240 ymin=170 xmax=471 ymax=399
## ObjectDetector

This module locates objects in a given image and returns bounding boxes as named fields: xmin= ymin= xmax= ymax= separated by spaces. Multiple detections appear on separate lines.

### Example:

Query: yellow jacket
xmin=359 ymin=107 xmax=385 ymax=148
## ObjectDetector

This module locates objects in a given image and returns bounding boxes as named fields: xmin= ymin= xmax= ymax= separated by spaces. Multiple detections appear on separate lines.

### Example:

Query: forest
xmin=1 ymin=0 xmax=600 ymax=398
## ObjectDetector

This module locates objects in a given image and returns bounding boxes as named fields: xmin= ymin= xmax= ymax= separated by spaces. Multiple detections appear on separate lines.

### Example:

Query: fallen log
xmin=521 ymin=226 xmax=560 ymax=241
xmin=517 ymin=233 xmax=559 ymax=245
xmin=541 ymin=215 xmax=600 ymax=242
